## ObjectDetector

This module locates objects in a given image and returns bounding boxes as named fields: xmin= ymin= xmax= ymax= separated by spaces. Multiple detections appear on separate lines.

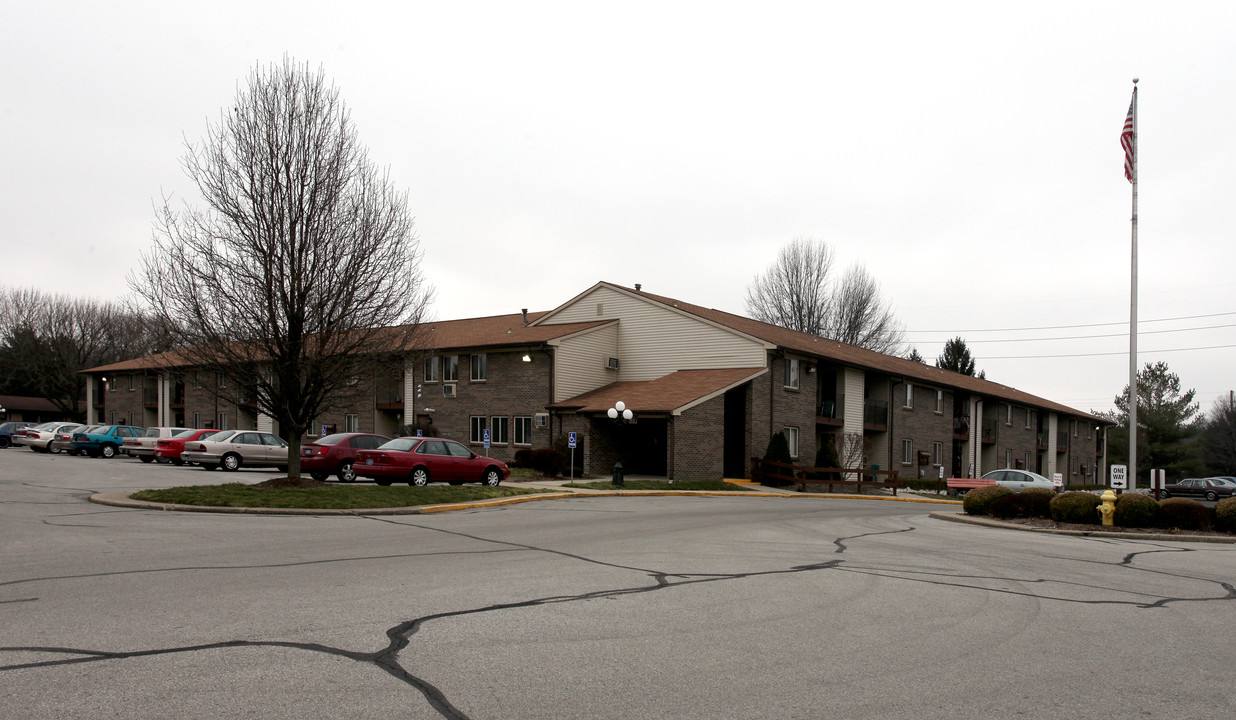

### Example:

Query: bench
xmin=750 ymin=458 xmax=899 ymax=496
xmin=944 ymin=477 xmax=995 ymax=496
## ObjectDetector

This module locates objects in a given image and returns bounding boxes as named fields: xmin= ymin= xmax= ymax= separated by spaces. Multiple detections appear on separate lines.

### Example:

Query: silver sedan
xmin=180 ymin=430 xmax=289 ymax=472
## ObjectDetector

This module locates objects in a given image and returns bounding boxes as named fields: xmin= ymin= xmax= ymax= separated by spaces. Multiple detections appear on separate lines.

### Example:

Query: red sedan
xmin=356 ymin=437 xmax=510 ymax=487
xmin=153 ymin=429 xmax=220 ymax=465
xmin=300 ymin=432 xmax=391 ymax=482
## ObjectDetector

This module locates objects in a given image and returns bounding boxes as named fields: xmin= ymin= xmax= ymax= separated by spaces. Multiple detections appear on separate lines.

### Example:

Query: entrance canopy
xmin=549 ymin=368 xmax=766 ymax=415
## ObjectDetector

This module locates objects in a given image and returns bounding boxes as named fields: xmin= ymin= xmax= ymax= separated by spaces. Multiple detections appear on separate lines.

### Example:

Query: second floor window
xmin=1025 ymin=408 xmax=1033 ymax=429
xmin=904 ymin=384 xmax=914 ymax=409
xmin=424 ymin=357 xmax=439 ymax=382
xmin=935 ymin=389 xmax=943 ymax=413
xmin=443 ymin=356 xmax=459 ymax=382
xmin=471 ymin=354 xmax=487 ymax=381
xmin=784 ymin=358 xmax=799 ymax=389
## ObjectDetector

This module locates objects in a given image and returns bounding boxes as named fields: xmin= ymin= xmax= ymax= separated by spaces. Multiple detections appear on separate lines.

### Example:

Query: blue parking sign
xmin=483 ymin=428 xmax=490 ymax=448
xmin=568 ymin=432 xmax=577 ymax=449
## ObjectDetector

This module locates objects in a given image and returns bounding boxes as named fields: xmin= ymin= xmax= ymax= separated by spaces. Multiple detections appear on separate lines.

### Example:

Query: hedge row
xmin=963 ymin=490 xmax=1236 ymax=534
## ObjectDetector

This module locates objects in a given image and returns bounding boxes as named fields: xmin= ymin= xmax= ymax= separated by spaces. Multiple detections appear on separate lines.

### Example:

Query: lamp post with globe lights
xmin=606 ymin=401 xmax=634 ymax=485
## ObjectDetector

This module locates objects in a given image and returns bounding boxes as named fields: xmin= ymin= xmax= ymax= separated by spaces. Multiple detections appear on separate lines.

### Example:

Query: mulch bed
xmin=253 ymin=477 xmax=331 ymax=489
xmin=998 ymin=515 xmax=1233 ymax=537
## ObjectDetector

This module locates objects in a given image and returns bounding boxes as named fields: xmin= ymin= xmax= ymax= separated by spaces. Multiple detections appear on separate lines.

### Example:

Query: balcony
xmin=376 ymin=382 xmax=404 ymax=412
xmin=981 ymin=421 xmax=996 ymax=444
xmin=1057 ymin=430 xmax=1068 ymax=452
xmin=863 ymin=401 xmax=888 ymax=431
xmin=816 ymin=399 xmax=843 ymax=427
xmin=1036 ymin=432 xmax=1048 ymax=450
xmin=953 ymin=416 xmax=970 ymax=440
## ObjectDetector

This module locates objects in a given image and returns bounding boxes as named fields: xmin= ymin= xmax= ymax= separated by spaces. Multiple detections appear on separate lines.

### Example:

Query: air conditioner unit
xmin=442 ymin=383 xmax=456 ymax=398
xmin=606 ymin=357 xmax=620 ymax=370
xmin=534 ymin=413 xmax=548 ymax=428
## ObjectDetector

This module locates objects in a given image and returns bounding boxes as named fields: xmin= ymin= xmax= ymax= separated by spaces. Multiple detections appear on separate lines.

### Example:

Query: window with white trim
xmin=192 ymin=412 xmax=201 ymax=428
xmin=218 ymin=412 xmax=228 ymax=431
xmin=784 ymin=358 xmax=799 ymax=389
xmin=904 ymin=383 xmax=914 ymax=408
xmin=1024 ymin=451 xmax=1032 ymax=470
xmin=490 ymin=416 xmax=509 ymax=445
xmin=345 ymin=414 xmax=360 ymax=433
xmin=469 ymin=416 xmax=486 ymax=444
xmin=932 ymin=441 xmax=943 ymax=466
xmin=1004 ymin=449 xmax=1013 ymax=468
xmin=471 ymin=354 xmax=487 ymax=382
xmin=783 ymin=427 xmax=799 ymax=459
xmin=218 ymin=373 xmax=227 ymax=389
xmin=443 ymin=356 xmax=459 ymax=382
xmin=1025 ymin=408 xmax=1033 ymax=429
xmin=901 ymin=439 xmax=913 ymax=464
xmin=1005 ymin=404 xmax=1012 ymax=426
xmin=128 ymin=375 xmax=135 ymax=391
xmin=514 ymin=416 xmax=533 ymax=445
xmin=424 ymin=357 xmax=438 ymax=383
xmin=935 ymin=389 xmax=943 ymax=414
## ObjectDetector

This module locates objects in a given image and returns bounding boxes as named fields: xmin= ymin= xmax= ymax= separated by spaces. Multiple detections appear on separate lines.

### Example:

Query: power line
xmin=905 ymin=311 xmax=1236 ymax=334
xmin=980 ymin=343 xmax=1236 ymax=360
xmin=961 ymin=323 xmax=1236 ymax=344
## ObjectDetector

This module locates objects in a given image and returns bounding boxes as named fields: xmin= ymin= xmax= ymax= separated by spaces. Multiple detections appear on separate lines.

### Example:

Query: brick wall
xmin=672 ymin=394 xmax=725 ymax=481
xmin=893 ymin=383 xmax=956 ymax=478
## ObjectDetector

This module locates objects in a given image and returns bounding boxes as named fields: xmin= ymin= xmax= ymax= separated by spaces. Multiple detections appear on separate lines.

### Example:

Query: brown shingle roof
xmin=601 ymin=283 xmax=1107 ymax=423
xmin=549 ymin=368 xmax=766 ymax=414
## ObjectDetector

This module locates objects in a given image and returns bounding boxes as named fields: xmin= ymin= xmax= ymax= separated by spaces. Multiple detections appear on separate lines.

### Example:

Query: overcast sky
xmin=4 ymin=1 xmax=1232 ymax=416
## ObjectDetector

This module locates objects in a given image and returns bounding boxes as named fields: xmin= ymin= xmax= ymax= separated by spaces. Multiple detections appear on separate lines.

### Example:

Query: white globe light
xmin=615 ymin=401 xmax=626 ymax=412
xmin=622 ymin=409 xmax=633 ymax=421
xmin=607 ymin=408 xmax=618 ymax=419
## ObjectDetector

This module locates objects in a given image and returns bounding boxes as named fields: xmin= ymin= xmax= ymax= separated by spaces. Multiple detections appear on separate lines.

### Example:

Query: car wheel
xmin=0 ymin=438 xmax=10 ymax=448
xmin=483 ymin=468 xmax=502 ymax=487
xmin=1159 ymin=490 xmax=1169 ymax=499
xmin=1205 ymin=490 xmax=1218 ymax=501
xmin=221 ymin=453 xmax=241 ymax=472
xmin=171 ymin=457 xmax=184 ymax=466
xmin=47 ymin=444 xmax=61 ymax=454
xmin=337 ymin=460 xmax=356 ymax=483
xmin=310 ymin=471 xmax=329 ymax=482
xmin=100 ymin=444 xmax=117 ymax=459
xmin=410 ymin=467 xmax=430 ymax=487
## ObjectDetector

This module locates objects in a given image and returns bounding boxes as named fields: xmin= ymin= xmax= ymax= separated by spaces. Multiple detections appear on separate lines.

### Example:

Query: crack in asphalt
xmin=3 ymin=515 xmax=1235 ymax=719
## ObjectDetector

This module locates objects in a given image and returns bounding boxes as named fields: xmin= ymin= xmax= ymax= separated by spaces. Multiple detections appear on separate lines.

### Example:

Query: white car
xmin=180 ymin=430 xmax=289 ymax=472
xmin=15 ymin=422 xmax=83 ymax=453
xmin=121 ymin=426 xmax=192 ymax=463
xmin=981 ymin=468 xmax=1059 ymax=492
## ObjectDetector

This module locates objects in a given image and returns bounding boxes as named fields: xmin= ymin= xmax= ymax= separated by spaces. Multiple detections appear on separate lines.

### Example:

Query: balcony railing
xmin=982 ymin=421 xmax=996 ymax=444
xmin=953 ymin=416 xmax=970 ymax=440
xmin=863 ymin=401 xmax=888 ymax=429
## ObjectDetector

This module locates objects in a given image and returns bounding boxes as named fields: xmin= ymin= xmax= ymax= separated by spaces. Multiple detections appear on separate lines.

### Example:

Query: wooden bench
xmin=750 ymin=458 xmax=899 ymax=496
xmin=944 ymin=477 xmax=995 ymax=496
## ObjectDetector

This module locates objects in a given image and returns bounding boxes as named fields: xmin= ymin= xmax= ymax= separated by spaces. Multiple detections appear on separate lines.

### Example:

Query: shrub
xmin=530 ymin=447 xmax=568 ymax=477
xmin=963 ymin=484 xmax=1014 ymax=516
xmin=512 ymin=449 xmax=534 ymax=469
xmin=810 ymin=440 xmax=841 ymax=482
xmin=988 ymin=488 xmax=1052 ymax=519
xmin=759 ymin=431 xmax=794 ymax=487
xmin=1050 ymin=491 xmax=1102 ymax=524
xmin=1216 ymin=497 xmax=1236 ymax=533
xmin=1114 ymin=493 xmax=1159 ymax=528
xmin=1158 ymin=498 xmax=1211 ymax=531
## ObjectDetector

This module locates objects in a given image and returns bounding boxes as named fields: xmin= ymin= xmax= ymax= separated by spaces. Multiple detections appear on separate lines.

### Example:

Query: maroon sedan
xmin=300 ymin=432 xmax=391 ymax=482
xmin=355 ymin=437 xmax=510 ymax=487
xmin=153 ymin=429 xmax=220 ymax=465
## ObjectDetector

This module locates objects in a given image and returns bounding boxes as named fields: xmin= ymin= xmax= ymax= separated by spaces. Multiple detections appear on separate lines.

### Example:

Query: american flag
xmin=1121 ymin=89 xmax=1136 ymax=183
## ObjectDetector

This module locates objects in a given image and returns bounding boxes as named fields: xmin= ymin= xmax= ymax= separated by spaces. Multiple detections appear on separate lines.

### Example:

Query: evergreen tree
xmin=935 ymin=336 xmax=985 ymax=379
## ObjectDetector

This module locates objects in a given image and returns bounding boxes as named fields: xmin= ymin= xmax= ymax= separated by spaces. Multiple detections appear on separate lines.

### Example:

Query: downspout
xmin=889 ymin=378 xmax=905 ymax=477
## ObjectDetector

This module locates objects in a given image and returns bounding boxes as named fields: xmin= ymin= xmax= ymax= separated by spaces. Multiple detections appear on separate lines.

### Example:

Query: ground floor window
xmin=490 ymin=416 xmax=509 ymax=445
xmin=783 ymin=427 xmax=799 ymax=459
xmin=218 ymin=412 xmax=228 ymax=431
xmin=345 ymin=414 xmax=360 ymax=433
xmin=514 ymin=416 xmax=532 ymax=445
xmin=470 ymin=416 xmax=486 ymax=444
xmin=901 ymin=439 xmax=913 ymax=464
xmin=932 ymin=441 xmax=943 ymax=466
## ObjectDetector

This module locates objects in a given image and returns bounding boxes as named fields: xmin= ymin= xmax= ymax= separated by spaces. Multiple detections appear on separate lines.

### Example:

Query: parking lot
xmin=3 ymin=448 xmax=1235 ymax=719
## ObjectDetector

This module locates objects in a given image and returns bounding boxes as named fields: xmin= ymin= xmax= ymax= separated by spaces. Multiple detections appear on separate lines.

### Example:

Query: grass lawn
xmin=563 ymin=479 xmax=754 ymax=492
xmin=130 ymin=483 xmax=560 ymax=509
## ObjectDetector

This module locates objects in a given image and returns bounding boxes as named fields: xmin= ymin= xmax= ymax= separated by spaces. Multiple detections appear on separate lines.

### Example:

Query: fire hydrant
xmin=1097 ymin=489 xmax=1117 ymax=526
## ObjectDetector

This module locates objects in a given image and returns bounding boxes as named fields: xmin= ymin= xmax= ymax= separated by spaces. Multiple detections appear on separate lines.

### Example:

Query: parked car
xmin=17 ymin=422 xmax=83 ymax=453
xmin=122 ymin=426 xmax=192 ymax=463
xmin=1160 ymin=477 xmax=1236 ymax=502
xmin=981 ymin=468 xmax=1059 ymax=492
xmin=9 ymin=421 xmax=56 ymax=449
xmin=154 ymin=429 xmax=221 ymax=465
xmin=0 ymin=421 xmax=35 ymax=448
xmin=53 ymin=425 xmax=98 ymax=454
xmin=180 ymin=430 xmax=289 ymax=472
xmin=71 ymin=425 xmax=145 ymax=458
xmin=300 ymin=432 xmax=391 ymax=482
xmin=355 ymin=436 xmax=510 ymax=487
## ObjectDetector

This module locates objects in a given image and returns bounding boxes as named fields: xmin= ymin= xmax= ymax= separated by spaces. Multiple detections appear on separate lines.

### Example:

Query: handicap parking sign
xmin=568 ymin=432 xmax=577 ymax=449
xmin=483 ymin=428 xmax=490 ymax=448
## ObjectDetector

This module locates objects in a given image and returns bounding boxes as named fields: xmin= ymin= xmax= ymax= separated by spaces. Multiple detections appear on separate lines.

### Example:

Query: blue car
xmin=0 ymin=421 xmax=35 ymax=449
xmin=71 ymin=425 xmax=145 ymax=458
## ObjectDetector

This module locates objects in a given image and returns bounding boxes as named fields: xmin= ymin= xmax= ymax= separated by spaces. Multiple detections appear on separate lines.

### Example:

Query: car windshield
xmin=144 ymin=428 xmax=163 ymax=437
xmin=377 ymin=438 xmax=418 ymax=452
xmin=1207 ymin=477 xmax=1236 ymax=487
xmin=315 ymin=434 xmax=350 ymax=446
xmin=207 ymin=430 xmax=239 ymax=442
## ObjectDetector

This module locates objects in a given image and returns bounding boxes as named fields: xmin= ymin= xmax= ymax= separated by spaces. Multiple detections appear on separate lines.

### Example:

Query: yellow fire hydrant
xmin=1097 ymin=489 xmax=1117 ymax=526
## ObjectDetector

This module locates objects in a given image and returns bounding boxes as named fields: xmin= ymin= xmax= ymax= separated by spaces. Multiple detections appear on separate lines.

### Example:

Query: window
xmin=514 ymin=416 xmax=533 ymax=445
xmin=1025 ymin=451 xmax=1032 ymax=469
xmin=470 ymin=416 xmax=486 ymax=444
xmin=218 ymin=373 xmax=227 ymax=389
xmin=345 ymin=414 xmax=360 ymax=433
xmin=128 ymin=375 xmax=135 ymax=391
xmin=491 ymin=416 xmax=509 ymax=444
xmin=783 ymin=427 xmax=799 ymax=459
xmin=1004 ymin=449 xmax=1013 ymax=468
xmin=1087 ymin=424 xmax=1092 ymax=439
xmin=193 ymin=371 xmax=202 ymax=389
xmin=218 ymin=412 xmax=228 ymax=431
xmin=1005 ymin=404 xmax=1012 ymax=426
xmin=471 ymin=354 xmax=487 ymax=382
xmin=1072 ymin=420 xmax=1078 ymax=437
xmin=424 ymin=357 xmax=439 ymax=383
xmin=192 ymin=412 xmax=201 ymax=428
xmin=901 ymin=439 xmax=913 ymax=464
xmin=109 ymin=411 xmax=117 ymax=424
xmin=935 ymin=389 xmax=943 ymax=414
xmin=443 ymin=355 xmax=459 ymax=382
xmin=784 ymin=358 xmax=799 ymax=389
xmin=1025 ymin=409 xmax=1033 ymax=429
xmin=904 ymin=383 xmax=914 ymax=408
xmin=932 ymin=441 xmax=943 ymax=466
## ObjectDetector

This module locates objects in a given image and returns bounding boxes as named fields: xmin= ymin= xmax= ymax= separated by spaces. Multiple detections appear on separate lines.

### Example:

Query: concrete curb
xmin=89 ymin=488 xmax=962 ymax=515
xmin=930 ymin=508 xmax=1236 ymax=543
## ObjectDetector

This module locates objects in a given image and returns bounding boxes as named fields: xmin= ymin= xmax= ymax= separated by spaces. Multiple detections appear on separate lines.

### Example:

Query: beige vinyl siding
xmin=555 ymin=324 xmax=620 ymax=403
xmin=543 ymin=285 xmax=766 ymax=381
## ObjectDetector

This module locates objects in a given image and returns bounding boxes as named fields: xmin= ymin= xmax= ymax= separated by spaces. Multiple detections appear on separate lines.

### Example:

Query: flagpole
xmin=1127 ymin=78 xmax=1139 ymax=487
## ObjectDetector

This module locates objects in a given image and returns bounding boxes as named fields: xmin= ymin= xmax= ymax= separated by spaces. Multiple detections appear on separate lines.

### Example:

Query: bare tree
xmin=745 ymin=238 xmax=905 ymax=354
xmin=0 ymin=287 xmax=155 ymax=418
xmin=744 ymin=237 xmax=834 ymax=335
xmin=130 ymin=58 xmax=432 ymax=479
xmin=822 ymin=265 xmax=905 ymax=355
